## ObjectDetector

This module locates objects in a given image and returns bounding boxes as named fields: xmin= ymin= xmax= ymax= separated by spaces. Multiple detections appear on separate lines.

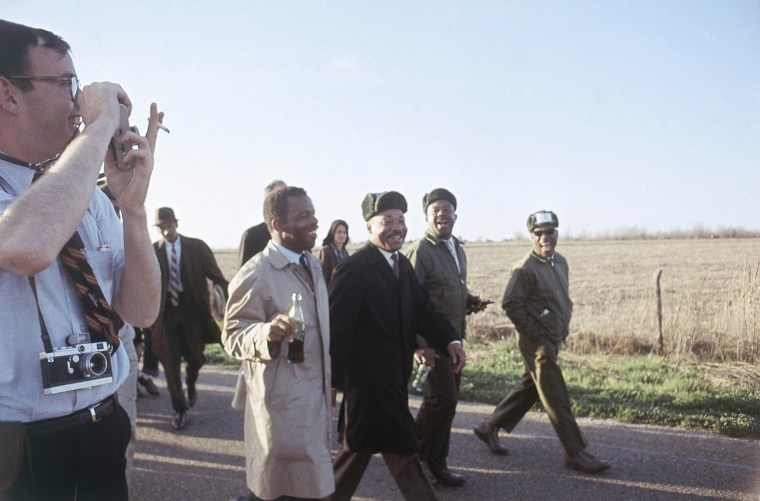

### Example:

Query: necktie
xmin=391 ymin=253 xmax=400 ymax=279
xmin=444 ymin=239 xmax=461 ymax=273
xmin=300 ymin=253 xmax=313 ymax=285
xmin=168 ymin=244 xmax=180 ymax=306
xmin=60 ymin=232 xmax=121 ymax=349
xmin=548 ymin=255 xmax=555 ymax=268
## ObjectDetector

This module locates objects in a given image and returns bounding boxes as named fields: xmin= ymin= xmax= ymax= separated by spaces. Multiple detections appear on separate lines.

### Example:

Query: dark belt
xmin=25 ymin=394 xmax=118 ymax=437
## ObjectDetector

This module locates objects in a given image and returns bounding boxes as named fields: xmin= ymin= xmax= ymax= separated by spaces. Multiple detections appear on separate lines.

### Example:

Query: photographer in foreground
xmin=0 ymin=20 xmax=161 ymax=500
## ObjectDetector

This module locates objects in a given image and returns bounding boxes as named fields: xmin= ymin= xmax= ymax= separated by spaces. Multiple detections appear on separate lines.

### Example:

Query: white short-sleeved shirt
xmin=0 ymin=159 xmax=129 ymax=422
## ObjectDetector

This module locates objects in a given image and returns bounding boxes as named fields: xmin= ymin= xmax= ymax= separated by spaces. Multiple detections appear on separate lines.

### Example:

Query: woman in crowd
xmin=318 ymin=219 xmax=349 ymax=286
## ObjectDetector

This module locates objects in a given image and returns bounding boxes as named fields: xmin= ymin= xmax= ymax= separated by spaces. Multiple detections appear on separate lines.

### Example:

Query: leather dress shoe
xmin=172 ymin=411 xmax=187 ymax=431
xmin=138 ymin=374 xmax=160 ymax=396
xmin=431 ymin=468 xmax=466 ymax=487
xmin=473 ymin=420 xmax=509 ymax=455
xmin=565 ymin=450 xmax=610 ymax=474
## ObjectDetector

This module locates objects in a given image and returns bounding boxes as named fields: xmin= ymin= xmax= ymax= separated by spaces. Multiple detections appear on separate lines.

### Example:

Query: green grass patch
xmin=459 ymin=339 xmax=760 ymax=439
xmin=204 ymin=343 xmax=239 ymax=367
xmin=210 ymin=333 xmax=760 ymax=438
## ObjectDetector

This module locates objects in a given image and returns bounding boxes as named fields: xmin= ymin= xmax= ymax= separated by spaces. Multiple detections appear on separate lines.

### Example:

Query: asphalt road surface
xmin=130 ymin=365 xmax=760 ymax=501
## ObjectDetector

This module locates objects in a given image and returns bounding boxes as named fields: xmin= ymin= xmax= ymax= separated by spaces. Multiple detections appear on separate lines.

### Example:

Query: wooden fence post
xmin=654 ymin=268 xmax=664 ymax=355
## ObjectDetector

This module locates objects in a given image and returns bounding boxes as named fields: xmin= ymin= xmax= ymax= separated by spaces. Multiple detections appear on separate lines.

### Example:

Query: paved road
xmin=131 ymin=365 xmax=760 ymax=501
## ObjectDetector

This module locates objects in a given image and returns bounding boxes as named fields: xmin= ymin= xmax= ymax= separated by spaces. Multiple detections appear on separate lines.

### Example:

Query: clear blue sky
xmin=6 ymin=1 xmax=759 ymax=247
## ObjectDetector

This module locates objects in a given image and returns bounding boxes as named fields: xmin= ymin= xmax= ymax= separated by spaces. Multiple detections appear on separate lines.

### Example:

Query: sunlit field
xmin=216 ymin=239 xmax=760 ymax=363
xmin=460 ymin=239 xmax=760 ymax=364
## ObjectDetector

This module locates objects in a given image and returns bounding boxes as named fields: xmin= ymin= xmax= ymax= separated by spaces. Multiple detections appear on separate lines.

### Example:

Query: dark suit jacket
xmin=237 ymin=222 xmax=271 ymax=269
xmin=329 ymin=243 xmax=458 ymax=454
xmin=150 ymin=235 xmax=228 ymax=359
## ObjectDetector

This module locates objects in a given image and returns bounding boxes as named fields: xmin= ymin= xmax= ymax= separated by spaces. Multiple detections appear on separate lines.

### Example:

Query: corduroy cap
xmin=527 ymin=210 xmax=559 ymax=231
xmin=361 ymin=191 xmax=407 ymax=221
xmin=422 ymin=188 xmax=457 ymax=213
xmin=155 ymin=207 xmax=179 ymax=226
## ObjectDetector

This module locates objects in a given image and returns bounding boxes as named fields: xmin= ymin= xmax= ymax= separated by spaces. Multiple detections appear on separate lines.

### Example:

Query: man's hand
xmin=104 ymin=103 xmax=164 ymax=218
xmin=447 ymin=342 xmax=467 ymax=374
xmin=266 ymin=314 xmax=296 ymax=344
xmin=78 ymin=82 xmax=131 ymax=137
xmin=467 ymin=295 xmax=493 ymax=315
xmin=144 ymin=102 xmax=165 ymax=156
xmin=414 ymin=347 xmax=438 ymax=369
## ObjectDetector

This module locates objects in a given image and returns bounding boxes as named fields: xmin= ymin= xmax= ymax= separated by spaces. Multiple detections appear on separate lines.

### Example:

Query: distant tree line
xmin=462 ymin=225 xmax=760 ymax=244
xmin=568 ymin=225 xmax=760 ymax=241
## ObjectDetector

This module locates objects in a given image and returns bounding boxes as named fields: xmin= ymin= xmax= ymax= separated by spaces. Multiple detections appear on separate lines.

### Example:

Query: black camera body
xmin=39 ymin=341 xmax=114 ymax=395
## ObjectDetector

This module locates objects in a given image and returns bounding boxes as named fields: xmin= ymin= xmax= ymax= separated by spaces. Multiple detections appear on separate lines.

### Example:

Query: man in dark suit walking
xmin=237 ymin=179 xmax=286 ymax=268
xmin=151 ymin=207 xmax=228 ymax=430
xmin=328 ymin=191 xmax=467 ymax=501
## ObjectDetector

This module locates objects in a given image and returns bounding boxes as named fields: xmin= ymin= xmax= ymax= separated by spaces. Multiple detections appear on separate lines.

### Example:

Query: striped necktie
xmin=168 ymin=243 xmax=180 ymax=306
xmin=60 ymin=232 xmax=121 ymax=349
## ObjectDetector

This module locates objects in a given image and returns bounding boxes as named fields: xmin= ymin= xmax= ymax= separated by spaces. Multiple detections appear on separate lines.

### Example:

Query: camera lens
xmin=81 ymin=352 xmax=108 ymax=377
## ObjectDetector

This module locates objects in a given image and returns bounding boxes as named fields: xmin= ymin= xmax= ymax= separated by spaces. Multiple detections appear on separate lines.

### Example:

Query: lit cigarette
xmin=148 ymin=119 xmax=171 ymax=133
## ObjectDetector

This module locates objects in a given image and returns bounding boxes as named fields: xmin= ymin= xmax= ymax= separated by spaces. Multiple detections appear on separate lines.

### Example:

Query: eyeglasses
xmin=532 ymin=228 xmax=556 ymax=238
xmin=5 ymin=75 xmax=80 ymax=100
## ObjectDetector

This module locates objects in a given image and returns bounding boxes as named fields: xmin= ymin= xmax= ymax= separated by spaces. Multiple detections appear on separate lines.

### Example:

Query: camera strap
xmin=27 ymin=276 xmax=55 ymax=354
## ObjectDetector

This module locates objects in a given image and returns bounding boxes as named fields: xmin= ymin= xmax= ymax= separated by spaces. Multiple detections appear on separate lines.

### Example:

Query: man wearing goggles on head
xmin=474 ymin=210 xmax=611 ymax=475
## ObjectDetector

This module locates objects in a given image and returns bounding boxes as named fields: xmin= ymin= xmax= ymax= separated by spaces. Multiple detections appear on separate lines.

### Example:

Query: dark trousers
xmin=141 ymin=328 xmax=159 ymax=377
xmin=487 ymin=333 xmax=586 ymax=455
xmin=414 ymin=349 xmax=460 ymax=472
xmin=160 ymin=298 xmax=206 ymax=413
xmin=328 ymin=448 xmax=438 ymax=501
xmin=7 ymin=403 xmax=131 ymax=501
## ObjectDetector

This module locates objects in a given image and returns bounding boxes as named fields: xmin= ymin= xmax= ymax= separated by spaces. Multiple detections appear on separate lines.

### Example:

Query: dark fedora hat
xmin=422 ymin=188 xmax=457 ymax=213
xmin=361 ymin=191 xmax=407 ymax=221
xmin=155 ymin=207 xmax=178 ymax=226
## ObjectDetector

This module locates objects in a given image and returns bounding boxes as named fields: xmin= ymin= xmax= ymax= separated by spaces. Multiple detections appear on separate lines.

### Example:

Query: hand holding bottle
xmin=266 ymin=314 xmax=297 ymax=344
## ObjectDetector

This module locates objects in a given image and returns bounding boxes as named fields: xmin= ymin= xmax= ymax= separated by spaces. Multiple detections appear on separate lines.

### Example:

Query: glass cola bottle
xmin=287 ymin=292 xmax=306 ymax=364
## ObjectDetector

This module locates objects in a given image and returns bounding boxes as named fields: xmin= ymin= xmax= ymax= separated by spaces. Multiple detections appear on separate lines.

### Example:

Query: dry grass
xmin=214 ymin=239 xmax=760 ymax=363
xmin=461 ymin=239 xmax=760 ymax=363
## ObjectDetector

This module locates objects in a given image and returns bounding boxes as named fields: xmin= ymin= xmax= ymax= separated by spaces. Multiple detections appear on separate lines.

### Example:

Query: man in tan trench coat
xmin=223 ymin=186 xmax=334 ymax=500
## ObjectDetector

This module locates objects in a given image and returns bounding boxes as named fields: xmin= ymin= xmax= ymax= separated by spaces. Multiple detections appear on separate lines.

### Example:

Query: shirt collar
xmin=531 ymin=250 xmax=555 ymax=264
xmin=273 ymin=241 xmax=304 ymax=265
xmin=0 ymin=158 xmax=35 ymax=195
xmin=165 ymin=235 xmax=182 ymax=249
xmin=375 ymin=246 xmax=398 ymax=268
xmin=0 ymin=150 xmax=59 ymax=175
xmin=424 ymin=229 xmax=455 ymax=246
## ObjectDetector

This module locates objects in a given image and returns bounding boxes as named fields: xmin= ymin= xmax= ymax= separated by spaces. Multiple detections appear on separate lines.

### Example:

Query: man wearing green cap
xmin=403 ymin=188 xmax=491 ymax=487
xmin=473 ymin=210 xmax=610 ymax=474
xmin=328 ymin=191 xmax=467 ymax=500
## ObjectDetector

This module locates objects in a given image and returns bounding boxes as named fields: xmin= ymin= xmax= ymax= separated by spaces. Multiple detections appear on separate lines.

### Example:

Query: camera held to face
xmin=39 ymin=342 xmax=113 ymax=395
